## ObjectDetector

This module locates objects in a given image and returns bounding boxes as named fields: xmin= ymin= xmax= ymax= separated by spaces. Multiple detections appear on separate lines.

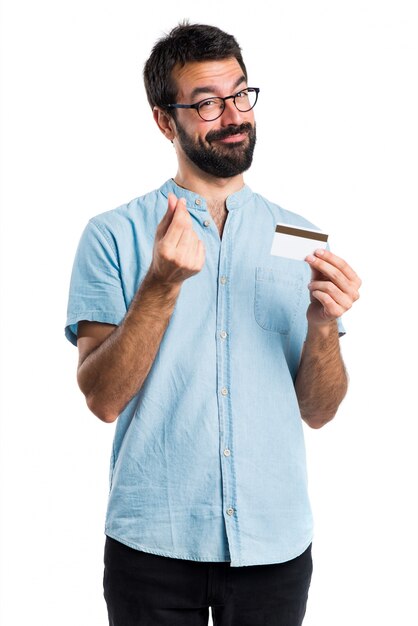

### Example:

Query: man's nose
xmin=220 ymin=98 xmax=243 ymax=125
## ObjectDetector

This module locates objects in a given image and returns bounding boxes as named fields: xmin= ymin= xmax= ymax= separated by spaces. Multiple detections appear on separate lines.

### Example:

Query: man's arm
xmin=76 ymin=193 xmax=205 ymax=423
xmin=295 ymin=249 xmax=361 ymax=429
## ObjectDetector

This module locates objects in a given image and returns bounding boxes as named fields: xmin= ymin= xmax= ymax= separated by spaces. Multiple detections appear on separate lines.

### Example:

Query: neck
xmin=174 ymin=167 xmax=245 ymax=205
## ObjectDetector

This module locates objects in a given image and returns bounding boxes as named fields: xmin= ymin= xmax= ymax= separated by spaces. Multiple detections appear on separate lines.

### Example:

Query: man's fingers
xmin=307 ymin=249 xmax=361 ymax=285
xmin=310 ymin=290 xmax=343 ymax=320
xmin=152 ymin=193 xmax=205 ymax=281
xmin=175 ymin=226 xmax=194 ymax=253
xmin=157 ymin=193 xmax=178 ymax=238
xmin=174 ymin=226 xmax=205 ymax=269
xmin=162 ymin=198 xmax=193 ymax=248
xmin=305 ymin=249 xmax=361 ymax=324
xmin=167 ymin=192 xmax=177 ymax=212
xmin=308 ymin=280 xmax=354 ymax=312
xmin=306 ymin=249 xmax=361 ymax=297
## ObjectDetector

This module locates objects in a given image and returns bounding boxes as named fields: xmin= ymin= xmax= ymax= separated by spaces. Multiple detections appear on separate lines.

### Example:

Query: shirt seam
xmin=105 ymin=532 xmax=232 ymax=563
xmin=89 ymin=218 xmax=118 ymax=258
xmin=67 ymin=309 xmax=125 ymax=318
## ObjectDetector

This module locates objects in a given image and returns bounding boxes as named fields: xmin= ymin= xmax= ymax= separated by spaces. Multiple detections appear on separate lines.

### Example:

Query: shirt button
xmin=220 ymin=276 xmax=227 ymax=285
xmin=203 ymin=219 xmax=210 ymax=227
xmin=220 ymin=330 xmax=228 ymax=339
xmin=223 ymin=448 xmax=231 ymax=457
xmin=221 ymin=387 xmax=228 ymax=396
xmin=195 ymin=198 xmax=201 ymax=206
xmin=227 ymin=507 xmax=235 ymax=516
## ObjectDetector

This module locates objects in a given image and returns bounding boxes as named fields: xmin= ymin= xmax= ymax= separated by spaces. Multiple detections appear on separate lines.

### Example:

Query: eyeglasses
xmin=166 ymin=87 xmax=260 ymax=122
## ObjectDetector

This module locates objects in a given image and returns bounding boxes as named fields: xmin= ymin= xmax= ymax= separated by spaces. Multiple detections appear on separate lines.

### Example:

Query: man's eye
xmin=235 ymin=90 xmax=248 ymax=98
xmin=200 ymin=99 xmax=217 ymax=108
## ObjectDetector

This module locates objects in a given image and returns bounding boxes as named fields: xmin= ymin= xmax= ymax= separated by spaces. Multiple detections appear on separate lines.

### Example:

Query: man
xmin=65 ymin=22 xmax=361 ymax=626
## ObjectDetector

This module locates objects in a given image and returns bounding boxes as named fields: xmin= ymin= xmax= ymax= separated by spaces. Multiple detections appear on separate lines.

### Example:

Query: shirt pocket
xmin=254 ymin=266 xmax=304 ymax=335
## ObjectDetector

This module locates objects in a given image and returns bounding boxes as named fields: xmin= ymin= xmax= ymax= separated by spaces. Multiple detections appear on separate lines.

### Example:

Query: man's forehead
xmin=172 ymin=58 xmax=246 ymax=97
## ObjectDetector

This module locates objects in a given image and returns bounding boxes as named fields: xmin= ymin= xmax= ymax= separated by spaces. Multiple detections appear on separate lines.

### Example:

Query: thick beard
xmin=175 ymin=120 xmax=257 ymax=178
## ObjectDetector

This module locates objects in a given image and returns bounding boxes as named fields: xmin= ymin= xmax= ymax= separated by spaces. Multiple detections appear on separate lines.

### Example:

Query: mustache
xmin=206 ymin=122 xmax=253 ymax=143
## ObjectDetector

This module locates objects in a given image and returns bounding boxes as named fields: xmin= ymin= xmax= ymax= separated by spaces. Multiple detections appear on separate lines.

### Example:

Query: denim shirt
xmin=65 ymin=179 xmax=343 ymax=567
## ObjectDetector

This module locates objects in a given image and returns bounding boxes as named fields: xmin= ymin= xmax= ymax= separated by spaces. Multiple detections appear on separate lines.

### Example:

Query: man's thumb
xmin=158 ymin=193 xmax=178 ymax=236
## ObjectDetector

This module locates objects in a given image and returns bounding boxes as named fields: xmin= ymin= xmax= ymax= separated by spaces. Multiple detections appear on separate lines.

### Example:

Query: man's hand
xmin=148 ymin=193 xmax=206 ymax=286
xmin=295 ymin=248 xmax=360 ymax=428
xmin=305 ymin=249 xmax=361 ymax=327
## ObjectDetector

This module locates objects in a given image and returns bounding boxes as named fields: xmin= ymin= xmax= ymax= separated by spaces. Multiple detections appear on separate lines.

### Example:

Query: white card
xmin=270 ymin=223 xmax=328 ymax=261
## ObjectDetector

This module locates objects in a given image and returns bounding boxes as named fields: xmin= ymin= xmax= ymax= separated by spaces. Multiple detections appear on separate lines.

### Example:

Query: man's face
xmin=171 ymin=58 xmax=256 ymax=179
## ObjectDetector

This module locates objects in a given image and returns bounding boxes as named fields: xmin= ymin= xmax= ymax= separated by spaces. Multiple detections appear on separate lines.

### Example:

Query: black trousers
xmin=103 ymin=536 xmax=313 ymax=626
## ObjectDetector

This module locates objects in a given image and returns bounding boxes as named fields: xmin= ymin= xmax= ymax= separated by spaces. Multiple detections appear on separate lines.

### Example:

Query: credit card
xmin=270 ymin=223 xmax=328 ymax=261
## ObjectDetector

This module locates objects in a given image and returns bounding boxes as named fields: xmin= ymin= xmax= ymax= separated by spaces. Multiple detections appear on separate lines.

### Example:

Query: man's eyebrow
xmin=189 ymin=75 xmax=247 ymax=101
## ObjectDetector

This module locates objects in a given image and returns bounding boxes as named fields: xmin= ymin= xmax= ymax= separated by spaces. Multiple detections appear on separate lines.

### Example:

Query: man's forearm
xmin=77 ymin=271 xmax=181 ymax=422
xmin=295 ymin=320 xmax=348 ymax=429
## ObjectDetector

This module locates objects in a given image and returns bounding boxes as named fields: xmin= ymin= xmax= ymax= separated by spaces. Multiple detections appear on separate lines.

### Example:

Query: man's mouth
xmin=216 ymin=132 xmax=248 ymax=143
xmin=206 ymin=123 xmax=252 ymax=145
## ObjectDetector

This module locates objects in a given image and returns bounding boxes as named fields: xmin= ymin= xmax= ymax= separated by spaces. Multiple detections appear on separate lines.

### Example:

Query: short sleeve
xmin=65 ymin=219 xmax=127 ymax=346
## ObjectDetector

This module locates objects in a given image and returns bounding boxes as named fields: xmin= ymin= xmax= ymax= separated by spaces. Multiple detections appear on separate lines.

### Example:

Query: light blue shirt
xmin=65 ymin=178 xmax=344 ymax=567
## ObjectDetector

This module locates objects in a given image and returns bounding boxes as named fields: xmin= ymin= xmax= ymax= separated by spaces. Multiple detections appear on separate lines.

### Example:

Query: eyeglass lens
xmin=198 ymin=89 xmax=258 ymax=121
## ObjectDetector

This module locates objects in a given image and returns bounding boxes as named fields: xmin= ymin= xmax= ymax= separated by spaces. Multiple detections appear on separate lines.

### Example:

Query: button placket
xmin=214 ymin=211 xmax=239 ymax=556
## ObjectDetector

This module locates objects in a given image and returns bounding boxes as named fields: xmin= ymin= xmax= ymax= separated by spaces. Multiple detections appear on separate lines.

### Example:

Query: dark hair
xmin=143 ymin=21 xmax=247 ymax=112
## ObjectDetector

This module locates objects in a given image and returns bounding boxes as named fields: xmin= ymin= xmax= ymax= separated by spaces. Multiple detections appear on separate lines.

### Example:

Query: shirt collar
xmin=159 ymin=179 xmax=253 ymax=212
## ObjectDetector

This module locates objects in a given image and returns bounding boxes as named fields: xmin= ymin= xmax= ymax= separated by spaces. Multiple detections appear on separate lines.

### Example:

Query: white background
xmin=1 ymin=1 xmax=417 ymax=624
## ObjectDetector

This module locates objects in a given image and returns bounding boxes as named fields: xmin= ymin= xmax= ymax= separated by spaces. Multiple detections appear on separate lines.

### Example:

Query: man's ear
xmin=153 ymin=107 xmax=176 ymax=141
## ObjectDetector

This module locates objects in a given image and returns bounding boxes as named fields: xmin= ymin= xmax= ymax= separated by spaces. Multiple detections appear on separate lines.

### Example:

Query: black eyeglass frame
xmin=165 ymin=87 xmax=260 ymax=121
